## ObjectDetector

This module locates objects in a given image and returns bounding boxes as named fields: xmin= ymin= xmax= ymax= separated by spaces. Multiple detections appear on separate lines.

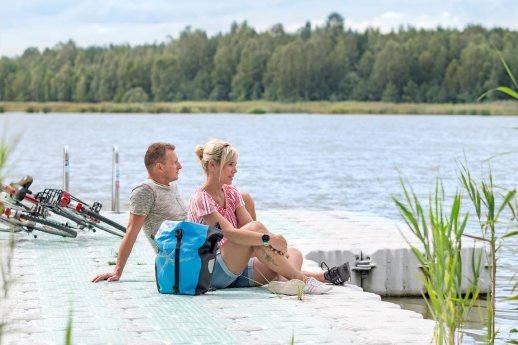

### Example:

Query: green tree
xmin=121 ymin=87 xmax=149 ymax=102
xmin=371 ymin=40 xmax=410 ymax=102
xmin=211 ymin=22 xmax=256 ymax=100
xmin=231 ymin=39 xmax=269 ymax=100
xmin=457 ymin=42 xmax=497 ymax=101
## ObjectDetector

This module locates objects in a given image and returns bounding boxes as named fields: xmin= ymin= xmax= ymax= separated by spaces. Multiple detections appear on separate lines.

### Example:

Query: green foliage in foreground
xmin=0 ymin=140 xmax=13 ymax=343
xmin=459 ymin=164 xmax=516 ymax=344
xmin=1 ymin=13 xmax=518 ymax=104
xmin=65 ymin=308 xmax=73 ymax=345
xmin=393 ymin=178 xmax=480 ymax=345
xmin=394 ymin=160 xmax=517 ymax=345
xmin=479 ymin=53 xmax=518 ymax=343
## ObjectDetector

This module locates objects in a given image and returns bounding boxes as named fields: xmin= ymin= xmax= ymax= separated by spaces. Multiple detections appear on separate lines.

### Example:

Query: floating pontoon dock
xmin=0 ymin=209 xmax=486 ymax=344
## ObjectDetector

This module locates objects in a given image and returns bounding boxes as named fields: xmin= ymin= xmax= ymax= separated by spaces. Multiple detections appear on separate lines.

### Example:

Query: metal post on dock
xmin=63 ymin=145 xmax=70 ymax=191
xmin=112 ymin=146 xmax=120 ymax=213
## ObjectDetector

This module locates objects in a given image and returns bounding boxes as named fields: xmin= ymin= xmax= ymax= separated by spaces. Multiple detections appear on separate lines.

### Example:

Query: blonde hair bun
xmin=194 ymin=139 xmax=238 ymax=174
xmin=194 ymin=145 xmax=205 ymax=161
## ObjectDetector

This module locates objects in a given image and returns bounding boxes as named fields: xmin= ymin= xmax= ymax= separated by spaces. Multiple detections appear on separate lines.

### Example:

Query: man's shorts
xmin=211 ymin=252 xmax=255 ymax=289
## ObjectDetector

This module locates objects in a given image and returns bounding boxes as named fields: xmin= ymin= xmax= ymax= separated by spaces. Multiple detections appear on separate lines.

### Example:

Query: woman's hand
xmin=268 ymin=234 xmax=288 ymax=255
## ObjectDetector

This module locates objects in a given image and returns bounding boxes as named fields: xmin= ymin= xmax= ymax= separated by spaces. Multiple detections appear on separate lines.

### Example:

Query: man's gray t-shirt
xmin=130 ymin=179 xmax=187 ymax=253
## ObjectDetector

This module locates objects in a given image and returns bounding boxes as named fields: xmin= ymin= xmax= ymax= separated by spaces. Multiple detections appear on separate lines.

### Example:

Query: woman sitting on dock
xmin=188 ymin=139 xmax=350 ymax=295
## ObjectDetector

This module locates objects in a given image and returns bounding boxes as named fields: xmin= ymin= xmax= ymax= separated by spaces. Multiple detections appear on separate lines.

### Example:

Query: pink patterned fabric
xmin=188 ymin=184 xmax=245 ymax=247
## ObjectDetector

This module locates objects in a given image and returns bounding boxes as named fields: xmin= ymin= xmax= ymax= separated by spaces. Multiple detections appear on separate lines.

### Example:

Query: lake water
xmin=1 ymin=112 xmax=517 ymax=343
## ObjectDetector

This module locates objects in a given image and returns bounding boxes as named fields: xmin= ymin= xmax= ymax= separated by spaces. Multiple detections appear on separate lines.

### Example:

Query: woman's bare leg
xmin=220 ymin=241 xmax=255 ymax=276
xmin=253 ymin=247 xmax=304 ymax=283
xmin=252 ymin=248 xmax=326 ymax=283
xmin=252 ymin=246 xmax=307 ymax=283
xmin=303 ymin=271 xmax=326 ymax=282
xmin=240 ymin=191 xmax=256 ymax=221
xmin=221 ymin=242 xmax=307 ymax=286
xmin=287 ymin=247 xmax=303 ymax=270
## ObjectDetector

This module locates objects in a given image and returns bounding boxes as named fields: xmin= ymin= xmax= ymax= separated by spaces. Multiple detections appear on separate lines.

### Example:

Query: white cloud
xmin=414 ymin=12 xmax=464 ymax=30
xmin=348 ymin=12 xmax=406 ymax=33
xmin=1 ymin=0 xmax=518 ymax=57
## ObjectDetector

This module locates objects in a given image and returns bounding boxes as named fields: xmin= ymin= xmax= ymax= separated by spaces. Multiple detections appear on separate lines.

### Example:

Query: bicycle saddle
xmin=11 ymin=175 xmax=33 ymax=190
xmin=10 ymin=175 xmax=34 ymax=201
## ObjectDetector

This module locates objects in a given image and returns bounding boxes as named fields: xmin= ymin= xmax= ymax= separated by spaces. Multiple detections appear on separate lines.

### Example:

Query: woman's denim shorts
xmin=211 ymin=251 xmax=255 ymax=289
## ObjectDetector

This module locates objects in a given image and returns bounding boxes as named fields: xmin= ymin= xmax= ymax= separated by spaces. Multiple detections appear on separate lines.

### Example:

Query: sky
xmin=1 ymin=0 xmax=517 ymax=57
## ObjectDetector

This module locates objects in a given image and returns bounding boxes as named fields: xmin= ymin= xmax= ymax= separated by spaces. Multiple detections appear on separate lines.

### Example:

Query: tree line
xmin=1 ymin=13 xmax=517 ymax=104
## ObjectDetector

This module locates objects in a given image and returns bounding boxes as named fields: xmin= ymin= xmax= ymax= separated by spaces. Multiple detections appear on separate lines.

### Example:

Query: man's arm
xmin=91 ymin=213 xmax=145 ymax=282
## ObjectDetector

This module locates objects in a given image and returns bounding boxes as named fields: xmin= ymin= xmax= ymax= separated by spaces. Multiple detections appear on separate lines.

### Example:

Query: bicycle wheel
xmin=0 ymin=222 xmax=23 ymax=233
xmin=51 ymin=207 xmax=94 ymax=230
xmin=62 ymin=206 xmax=125 ymax=236
xmin=89 ymin=222 xmax=124 ymax=237
xmin=52 ymin=207 xmax=115 ymax=237
xmin=22 ymin=213 xmax=78 ymax=236
xmin=28 ymin=224 xmax=77 ymax=238
xmin=83 ymin=210 xmax=126 ymax=233
xmin=0 ymin=215 xmax=27 ymax=231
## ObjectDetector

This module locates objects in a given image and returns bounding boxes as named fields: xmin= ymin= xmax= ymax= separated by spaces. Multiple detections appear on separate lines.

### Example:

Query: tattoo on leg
xmin=262 ymin=249 xmax=278 ymax=267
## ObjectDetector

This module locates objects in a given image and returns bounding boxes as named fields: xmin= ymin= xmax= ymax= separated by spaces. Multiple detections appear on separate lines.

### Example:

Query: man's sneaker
xmin=322 ymin=261 xmax=351 ymax=285
xmin=303 ymin=277 xmax=332 ymax=294
xmin=267 ymin=279 xmax=306 ymax=296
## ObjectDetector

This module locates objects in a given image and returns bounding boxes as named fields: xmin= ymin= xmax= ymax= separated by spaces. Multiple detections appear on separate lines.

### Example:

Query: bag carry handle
xmin=173 ymin=228 xmax=183 ymax=294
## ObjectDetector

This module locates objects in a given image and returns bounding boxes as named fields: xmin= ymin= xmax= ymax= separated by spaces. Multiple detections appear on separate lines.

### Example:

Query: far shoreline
xmin=0 ymin=101 xmax=517 ymax=116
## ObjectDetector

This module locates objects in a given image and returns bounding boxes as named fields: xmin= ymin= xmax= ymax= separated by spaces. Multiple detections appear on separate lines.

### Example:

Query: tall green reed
xmin=478 ymin=52 xmax=518 ymax=343
xmin=65 ymin=307 xmax=73 ymax=345
xmin=0 ymin=234 xmax=15 ymax=345
xmin=393 ymin=178 xmax=480 ymax=345
xmin=0 ymin=140 xmax=13 ymax=345
xmin=459 ymin=164 xmax=516 ymax=344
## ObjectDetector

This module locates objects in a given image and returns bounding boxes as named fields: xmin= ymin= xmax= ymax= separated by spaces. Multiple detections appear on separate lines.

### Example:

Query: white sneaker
xmin=267 ymin=279 xmax=306 ymax=296
xmin=303 ymin=277 xmax=332 ymax=294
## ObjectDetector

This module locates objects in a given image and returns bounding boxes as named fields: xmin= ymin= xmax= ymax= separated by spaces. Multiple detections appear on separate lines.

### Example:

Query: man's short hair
xmin=144 ymin=143 xmax=175 ymax=171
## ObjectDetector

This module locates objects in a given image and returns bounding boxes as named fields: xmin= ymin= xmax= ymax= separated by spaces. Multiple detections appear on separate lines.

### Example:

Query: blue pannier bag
xmin=154 ymin=220 xmax=223 ymax=295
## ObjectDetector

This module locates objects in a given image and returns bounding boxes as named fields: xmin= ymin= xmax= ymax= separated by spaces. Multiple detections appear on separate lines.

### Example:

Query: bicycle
xmin=36 ymin=188 xmax=126 ymax=237
xmin=1 ymin=176 xmax=79 ymax=237
xmin=0 ymin=202 xmax=77 ymax=238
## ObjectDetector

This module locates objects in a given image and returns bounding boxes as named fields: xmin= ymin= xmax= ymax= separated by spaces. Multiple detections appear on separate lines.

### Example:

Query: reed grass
xmin=0 ymin=233 xmax=15 ymax=345
xmin=65 ymin=307 xmax=73 ymax=345
xmin=459 ymin=164 xmax=517 ymax=344
xmin=0 ymin=140 xmax=13 ymax=344
xmin=477 ymin=53 xmax=518 ymax=343
xmin=0 ymin=101 xmax=518 ymax=115
xmin=393 ymin=178 xmax=480 ymax=345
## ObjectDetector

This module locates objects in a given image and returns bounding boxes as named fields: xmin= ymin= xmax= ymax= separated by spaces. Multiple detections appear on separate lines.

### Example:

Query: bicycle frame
xmin=37 ymin=189 xmax=125 ymax=237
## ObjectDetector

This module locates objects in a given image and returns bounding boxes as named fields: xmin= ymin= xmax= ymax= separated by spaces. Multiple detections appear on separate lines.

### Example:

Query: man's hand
xmin=268 ymin=234 xmax=288 ymax=255
xmin=90 ymin=213 xmax=144 ymax=283
xmin=91 ymin=271 xmax=121 ymax=283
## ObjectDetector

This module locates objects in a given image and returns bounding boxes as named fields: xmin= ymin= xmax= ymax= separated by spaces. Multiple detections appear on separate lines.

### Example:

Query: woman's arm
xmin=202 ymin=211 xmax=287 ymax=254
